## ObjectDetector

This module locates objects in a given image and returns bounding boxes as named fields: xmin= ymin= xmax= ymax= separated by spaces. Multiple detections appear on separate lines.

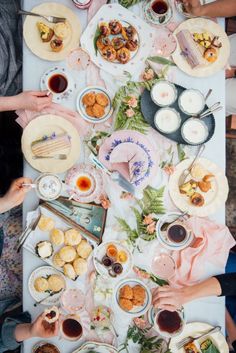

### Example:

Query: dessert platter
xmin=23 ymin=3 xmax=81 ymax=61
xmin=98 ymin=130 xmax=159 ymax=189
xmin=80 ymin=3 xmax=155 ymax=76
xmin=172 ymin=18 xmax=230 ymax=77
xmin=76 ymin=86 xmax=113 ymax=124
xmin=24 ymin=205 xmax=94 ymax=281
xmin=170 ymin=322 xmax=229 ymax=353
xmin=141 ymin=81 xmax=215 ymax=145
xmin=169 ymin=158 xmax=229 ymax=216
xmin=21 ymin=114 xmax=81 ymax=173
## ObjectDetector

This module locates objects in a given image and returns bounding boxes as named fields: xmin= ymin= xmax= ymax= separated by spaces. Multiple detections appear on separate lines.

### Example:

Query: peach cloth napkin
xmin=15 ymin=103 xmax=90 ymax=137
xmin=169 ymin=216 xmax=236 ymax=287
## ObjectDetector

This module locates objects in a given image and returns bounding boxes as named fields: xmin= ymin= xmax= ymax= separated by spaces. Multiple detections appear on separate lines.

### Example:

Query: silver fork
xmin=18 ymin=9 xmax=66 ymax=23
xmin=176 ymin=325 xmax=221 ymax=349
xmin=178 ymin=143 xmax=205 ymax=186
xmin=32 ymin=154 xmax=67 ymax=160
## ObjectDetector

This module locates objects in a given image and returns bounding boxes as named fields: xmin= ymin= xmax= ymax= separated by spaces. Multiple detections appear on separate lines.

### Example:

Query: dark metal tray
xmin=140 ymin=84 xmax=215 ymax=145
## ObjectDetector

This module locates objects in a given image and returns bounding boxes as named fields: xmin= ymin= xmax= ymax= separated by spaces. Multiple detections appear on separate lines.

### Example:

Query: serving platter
xmin=140 ymin=84 xmax=215 ymax=145
xmin=73 ymin=342 xmax=119 ymax=353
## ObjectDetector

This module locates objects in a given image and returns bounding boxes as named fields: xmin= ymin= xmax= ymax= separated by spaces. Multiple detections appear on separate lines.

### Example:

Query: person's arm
xmin=214 ymin=273 xmax=236 ymax=297
xmin=0 ymin=91 xmax=52 ymax=112
xmin=152 ymin=277 xmax=222 ymax=311
xmin=0 ymin=177 xmax=32 ymax=213
xmin=182 ymin=0 xmax=236 ymax=18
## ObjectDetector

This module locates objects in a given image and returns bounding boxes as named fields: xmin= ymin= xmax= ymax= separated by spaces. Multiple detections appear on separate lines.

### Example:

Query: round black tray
xmin=140 ymin=84 xmax=215 ymax=145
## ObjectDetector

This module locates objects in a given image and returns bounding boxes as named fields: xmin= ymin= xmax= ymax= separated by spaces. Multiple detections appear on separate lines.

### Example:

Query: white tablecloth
xmin=22 ymin=1 xmax=226 ymax=352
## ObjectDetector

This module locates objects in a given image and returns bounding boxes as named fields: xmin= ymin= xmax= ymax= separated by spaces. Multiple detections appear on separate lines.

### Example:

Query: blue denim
xmin=226 ymin=252 xmax=236 ymax=322
xmin=0 ymin=297 xmax=31 ymax=353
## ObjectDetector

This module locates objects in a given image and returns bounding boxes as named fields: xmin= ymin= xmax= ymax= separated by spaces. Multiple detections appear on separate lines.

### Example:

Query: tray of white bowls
xmin=140 ymin=80 xmax=215 ymax=145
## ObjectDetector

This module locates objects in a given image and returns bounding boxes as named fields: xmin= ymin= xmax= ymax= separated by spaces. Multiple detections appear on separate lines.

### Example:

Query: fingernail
xmin=46 ymin=91 xmax=51 ymax=97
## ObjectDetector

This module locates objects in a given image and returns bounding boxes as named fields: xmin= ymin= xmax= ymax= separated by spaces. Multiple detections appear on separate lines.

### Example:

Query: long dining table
xmin=22 ymin=1 xmax=227 ymax=352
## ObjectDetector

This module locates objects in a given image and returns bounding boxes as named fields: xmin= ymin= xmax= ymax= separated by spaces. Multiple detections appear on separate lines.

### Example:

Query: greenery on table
xmin=117 ymin=185 xmax=165 ymax=245
xmin=118 ymin=0 xmax=144 ymax=8
xmin=177 ymin=143 xmax=187 ymax=162
xmin=134 ymin=266 xmax=169 ymax=286
xmin=147 ymin=56 xmax=176 ymax=67
xmin=119 ymin=324 xmax=165 ymax=353
xmin=93 ymin=25 xmax=101 ymax=55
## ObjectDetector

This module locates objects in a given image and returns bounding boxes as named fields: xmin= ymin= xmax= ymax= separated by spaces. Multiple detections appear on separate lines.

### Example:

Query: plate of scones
xmin=24 ymin=206 xmax=94 ymax=281
xmin=23 ymin=3 xmax=81 ymax=61
xmin=77 ymin=86 xmax=113 ymax=123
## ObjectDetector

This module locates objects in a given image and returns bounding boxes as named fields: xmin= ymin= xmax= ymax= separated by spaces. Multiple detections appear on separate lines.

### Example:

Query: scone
xmin=52 ymin=252 xmax=65 ymax=268
xmin=34 ymin=277 xmax=49 ymax=292
xmin=50 ymin=228 xmax=64 ymax=246
xmin=38 ymin=215 xmax=55 ymax=232
xmin=73 ymin=257 xmax=88 ymax=276
xmin=59 ymin=246 xmax=77 ymax=263
xmin=76 ymin=240 xmax=93 ymax=259
xmin=64 ymin=229 xmax=82 ymax=246
xmin=63 ymin=263 xmax=76 ymax=280
xmin=48 ymin=274 xmax=65 ymax=292
xmin=54 ymin=22 xmax=70 ymax=39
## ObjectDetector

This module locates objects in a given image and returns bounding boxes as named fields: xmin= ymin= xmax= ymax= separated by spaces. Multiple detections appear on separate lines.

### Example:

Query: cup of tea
xmin=166 ymin=222 xmax=190 ymax=245
xmin=150 ymin=0 xmax=171 ymax=23
xmin=154 ymin=309 xmax=185 ymax=338
xmin=35 ymin=173 xmax=62 ymax=201
xmin=60 ymin=315 xmax=83 ymax=341
xmin=47 ymin=72 xmax=68 ymax=95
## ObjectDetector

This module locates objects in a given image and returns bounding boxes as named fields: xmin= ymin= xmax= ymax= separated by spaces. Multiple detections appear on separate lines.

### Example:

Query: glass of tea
xmin=60 ymin=315 xmax=83 ymax=341
xmin=154 ymin=309 xmax=185 ymax=337
xmin=166 ymin=222 xmax=190 ymax=245
xmin=150 ymin=0 xmax=171 ymax=22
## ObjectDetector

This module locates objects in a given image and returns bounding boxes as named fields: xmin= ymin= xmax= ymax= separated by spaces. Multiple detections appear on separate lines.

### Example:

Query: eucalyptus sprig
xmin=118 ymin=0 xmax=144 ymax=8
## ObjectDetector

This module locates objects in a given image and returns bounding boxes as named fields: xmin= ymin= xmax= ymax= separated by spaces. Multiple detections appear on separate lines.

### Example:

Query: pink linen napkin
xmin=15 ymin=103 xmax=91 ymax=137
xmin=169 ymin=217 xmax=236 ymax=287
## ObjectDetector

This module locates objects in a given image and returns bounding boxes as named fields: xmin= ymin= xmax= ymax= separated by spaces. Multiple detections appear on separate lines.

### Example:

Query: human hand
xmin=152 ymin=285 xmax=187 ymax=311
xmin=15 ymin=90 xmax=52 ymax=111
xmin=182 ymin=0 xmax=203 ymax=16
xmin=0 ymin=177 xmax=32 ymax=213
xmin=30 ymin=314 xmax=59 ymax=338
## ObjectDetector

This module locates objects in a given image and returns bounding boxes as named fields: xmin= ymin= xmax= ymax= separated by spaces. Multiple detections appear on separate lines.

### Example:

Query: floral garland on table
xmin=117 ymin=185 xmax=165 ymax=246
xmin=113 ymin=58 xmax=174 ymax=135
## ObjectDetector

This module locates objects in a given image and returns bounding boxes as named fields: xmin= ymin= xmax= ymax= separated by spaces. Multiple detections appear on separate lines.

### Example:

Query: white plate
xmin=156 ymin=212 xmax=194 ymax=251
xmin=168 ymin=157 xmax=228 ymax=217
xmin=21 ymin=114 xmax=81 ymax=174
xmin=170 ymin=322 xmax=229 ymax=353
xmin=80 ymin=4 xmax=155 ymax=77
xmin=76 ymin=86 xmax=113 ymax=124
xmin=172 ymin=18 xmax=230 ymax=77
xmin=28 ymin=265 xmax=66 ymax=305
xmin=40 ymin=67 xmax=76 ymax=103
xmin=23 ymin=2 xmax=81 ymax=61
xmin=113 ymin=278 xmax=152 ymax=318
xmin=93 ymin=241 xmax=133 ymax=281
xmin=72 ymin=341 xmax=118 ymax=353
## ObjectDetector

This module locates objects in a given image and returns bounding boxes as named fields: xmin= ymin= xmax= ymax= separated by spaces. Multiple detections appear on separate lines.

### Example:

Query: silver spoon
xmin=161 ymin=211 xmax=188 ymax=232
xmin=178 ymin=144 xmax=205 ymax=186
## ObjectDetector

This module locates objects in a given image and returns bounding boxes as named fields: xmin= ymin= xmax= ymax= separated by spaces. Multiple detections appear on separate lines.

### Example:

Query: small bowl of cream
xmin=178 ymin=89 xmax=205 ymax=116
xmin=181 ymin=118 xmax=209 ymax=145
xmin=154 ymin=107 xmax=181 ymax=134
xmin=151 ymin=81 xmax=177 ymax=107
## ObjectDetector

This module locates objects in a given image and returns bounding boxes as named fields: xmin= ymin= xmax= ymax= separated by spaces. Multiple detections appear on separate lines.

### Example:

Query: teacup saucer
xmin=40 ymin=66 xmax=76 ymax=103
xmin=143 ymin=0 xmax=173 ymax=26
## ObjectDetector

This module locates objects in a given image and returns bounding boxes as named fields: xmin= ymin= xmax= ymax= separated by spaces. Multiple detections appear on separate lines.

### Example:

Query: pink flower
xmin=127 ymin=95 xmax=138 ymax=108
xmin=99 ymin=195 xmax=111 ymax=209
xmin=143 ymin=214 xmax=154 ymax=225
xmin=146 ymin=221 xmax=156 ymax=234
xmin=120 ymin=191 xmax=135 ymax=200
xmin=133 ymin=317 xmax=147 ymax=329
xmin=133 ymin=266 xmax=150 ymax=280
xmin=163 ymin=164 xmax=175 ymax=175
xmin=143 ymin=68 xmax=155 ymax=81
xmin=125 ymin=108 xmax=135 ymax=118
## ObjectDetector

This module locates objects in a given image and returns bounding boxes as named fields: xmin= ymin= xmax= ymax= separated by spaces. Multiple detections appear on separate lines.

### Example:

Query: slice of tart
xmin=37 ymin=21 xmax=54 ymax=42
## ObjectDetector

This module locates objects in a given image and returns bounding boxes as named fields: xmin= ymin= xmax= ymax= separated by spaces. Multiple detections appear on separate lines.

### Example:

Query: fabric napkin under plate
xmin=15 ymin=103 xmax=91 ymax=137
xmin=169 ymin=216 xmax=236 ymax=287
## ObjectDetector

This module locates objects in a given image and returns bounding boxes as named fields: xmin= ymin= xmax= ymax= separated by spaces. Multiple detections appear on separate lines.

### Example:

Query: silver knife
xmin=16 ymin=212 xmax=41 ymax=253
